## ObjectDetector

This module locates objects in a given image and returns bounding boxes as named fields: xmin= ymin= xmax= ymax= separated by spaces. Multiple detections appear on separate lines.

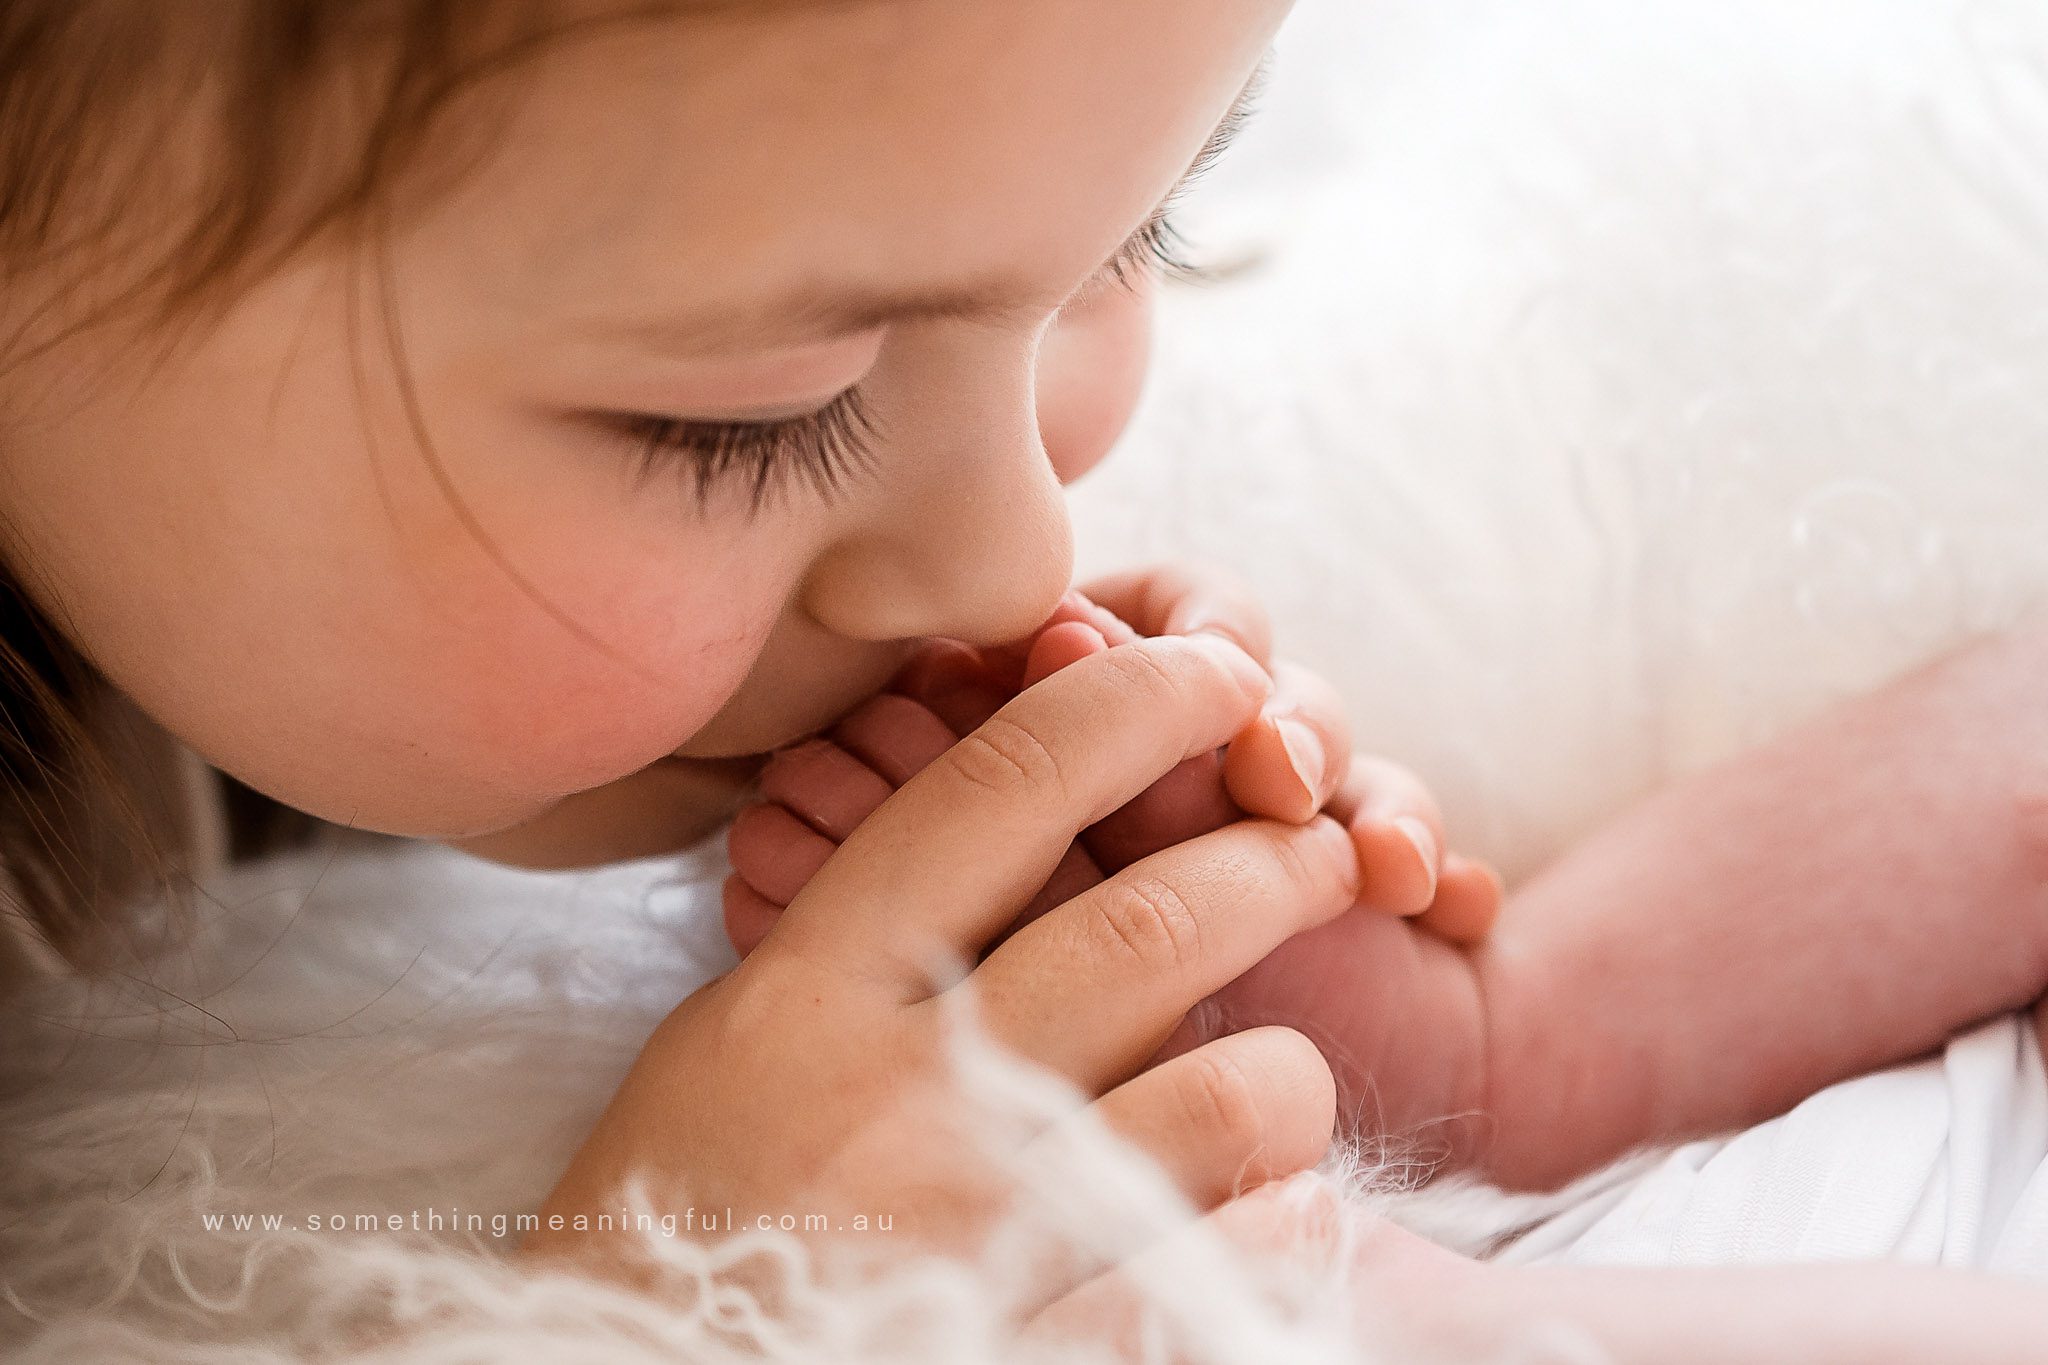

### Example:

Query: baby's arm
xmin=1447 ymin=1259 xmax=2046 ymax=1365
xmin=1039 ymin=1194 xmax=2048 ymax=1362
xmin=1474 ymin=620 xmax=2048 ymax=1189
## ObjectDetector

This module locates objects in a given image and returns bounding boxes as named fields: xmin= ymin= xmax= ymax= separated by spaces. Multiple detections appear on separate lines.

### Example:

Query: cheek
xmin=426 ymin=542 xmax=778 ymax=786
xmin=196 ymin=512 xmax=787 ymax=836
xmin=1 ymin=259 xmax=816 ymax=840
xmin=350 ymin=452 xmax=821 ymax=819
xmin=1036 ymin=281 xmax=1154 ymax=485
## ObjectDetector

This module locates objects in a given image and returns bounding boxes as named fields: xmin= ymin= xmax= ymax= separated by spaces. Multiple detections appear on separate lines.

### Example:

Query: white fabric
xmin=1494 ymin=1016 xmax=2048 ymax=1274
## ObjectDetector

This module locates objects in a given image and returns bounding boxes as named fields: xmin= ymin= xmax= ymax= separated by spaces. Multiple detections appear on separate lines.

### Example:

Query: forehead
xmin=407 ymin=0 xmax=1283 ymax=346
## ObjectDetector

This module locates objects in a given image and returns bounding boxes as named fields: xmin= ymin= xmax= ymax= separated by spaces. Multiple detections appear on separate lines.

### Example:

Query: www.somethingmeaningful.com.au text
xmin=199 ymin=1207 xmax=897 ymax=1240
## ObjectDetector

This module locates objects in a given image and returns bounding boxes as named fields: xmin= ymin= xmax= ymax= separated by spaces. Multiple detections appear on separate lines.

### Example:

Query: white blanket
xmin=1491 ymin=1016 xmax=2048 ymax=1275
xmin=8 ymin=840 xmax=2044 ymax=1365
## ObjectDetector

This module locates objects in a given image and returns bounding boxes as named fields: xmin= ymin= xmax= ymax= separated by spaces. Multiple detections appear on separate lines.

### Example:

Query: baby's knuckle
xmin=1093 ymin=874 xmax=1205 ymax=972
xmin=945 ymin=717 xmax=1066 ymax=803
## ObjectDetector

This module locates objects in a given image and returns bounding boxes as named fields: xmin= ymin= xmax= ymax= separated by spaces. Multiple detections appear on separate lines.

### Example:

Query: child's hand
xmin=523 ymin=633 xmax=1360 ymax=1285
xmin=729 ymin=572 xmax=1498 ymax=956
xmin=1052 ymin=565 xmax=1501 ymax=941
xmin=727 ymin=565 xmax=1504 ymax=1153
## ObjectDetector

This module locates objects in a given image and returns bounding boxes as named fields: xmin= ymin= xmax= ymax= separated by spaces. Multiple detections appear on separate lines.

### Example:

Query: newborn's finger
xmin=979 ymin=589 xmax=1139 ymax=684
xmin=1082 ymin=563 xmax=1275 ymax=664
xmin=1221 ymin=661 xmax=1354 ymax=825
xmin=1415 ymin=855 xmax=1503 ymax=945
xmin=893 ymin=644 xmax=1015 ymax=737
xmin=727 ymin=801 xmax=837 ymax=906
xmin=1080 ymin=752 xmax=1239 ymax=874
xmin=1026 ymin=1177 xmax=1441 ymax=1356
xmin=832 ymin=693 xmax=960 ymax=785
xmin=1023 ymin=621 xmax=1110 ymax=687
xmin=721 ymin=874 xmax=784 ymax=958
xmin=1327 ymin=756 xmax=1446 ymax=917
xmin=1047 ymin=1026 xmax=1334 ymax=1214
xmin=758 ymin=739 xmax=894 ymax=841
xmin=968 ymin=814 xmax=1360 ymax=1089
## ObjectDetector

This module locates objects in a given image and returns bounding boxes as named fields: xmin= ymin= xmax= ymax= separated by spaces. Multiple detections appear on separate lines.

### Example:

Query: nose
xmin=800 ymin=362 xmax=1075 ymax=649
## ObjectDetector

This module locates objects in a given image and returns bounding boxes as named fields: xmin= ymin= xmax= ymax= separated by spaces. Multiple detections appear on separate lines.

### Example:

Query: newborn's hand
xmin=728 ymin=565 xmax=1499 ymax=956
xmin=1078 ymin=565 xmax=1501 ymax=942
xmin=728 ymin=566 xmax=1503 ymax=1154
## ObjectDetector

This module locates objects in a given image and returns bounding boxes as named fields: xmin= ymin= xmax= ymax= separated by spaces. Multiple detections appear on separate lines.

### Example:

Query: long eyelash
xmin=1101 ymin=75 xmax=1264 ymax=292
xmin=1104 ymin=212 xmax=1202 ymax=289
xmin=618 ymin=388 xmax=880 ymax=513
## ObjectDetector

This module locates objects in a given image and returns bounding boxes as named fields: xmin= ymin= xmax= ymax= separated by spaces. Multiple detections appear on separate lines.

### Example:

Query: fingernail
xmin=1393 ymin=816 xmax=1440 ymax=905
xmin=1190 ymin=633 xmax=1271 ymax=698
xmin=1313 ymin=814 xmax=1363 ymax=895
xmin=1276 ymin=717 xmax=1324 ymax=804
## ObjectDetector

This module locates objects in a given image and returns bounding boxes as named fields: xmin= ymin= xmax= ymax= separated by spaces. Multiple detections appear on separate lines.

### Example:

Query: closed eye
xmin=1101 ymin=210 xmax=1200 ymax=289
xmin=603 ymin=387 xmax=880 ymax=514
xmin=1093 ymin=64 xmax=1263 ymax=293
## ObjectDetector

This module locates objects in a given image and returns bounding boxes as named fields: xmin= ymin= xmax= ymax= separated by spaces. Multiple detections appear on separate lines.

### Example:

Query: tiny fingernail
xmin=1394 ymin=816 xmax=1440 ymax=904
xmin=1277 ymin=717 xmax=1325 ymax=803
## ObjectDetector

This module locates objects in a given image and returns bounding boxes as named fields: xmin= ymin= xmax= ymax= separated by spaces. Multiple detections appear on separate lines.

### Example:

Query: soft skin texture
xmin=723 ymin=583 xmax=1506 ymax=1137
xmin=1032 ymin=1188 xmax=2048 ymax=1365
xmin=522 ymin=632 xmax=1365 ymax=1286
xmin=10 ymin=1 xmax=2048 ymax=1357
xmin=5 ymin=0 xmax=1391 ymax=1314
xmin=0 ymin=0 xmax=1274 ymax=843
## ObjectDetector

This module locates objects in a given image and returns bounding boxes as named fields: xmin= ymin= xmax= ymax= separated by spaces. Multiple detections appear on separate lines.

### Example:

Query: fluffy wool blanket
xmin=8 ymin=0 xmax=2048 ymax=1359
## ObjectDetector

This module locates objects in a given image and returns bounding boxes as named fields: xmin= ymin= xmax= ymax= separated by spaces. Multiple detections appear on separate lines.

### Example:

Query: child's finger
xmin=1221 ymin=661 xmax=1353 ymax=825
xmin=775 ymin=633 xmax=1276 ymax=978
xmin=970 ymin=813 xmax=1359 ymax=1089
xmin=1415 ymin=855 xmax=1503 ymax=946
xmin=721 ymin=873 xmax=785 ymax=958
xmin=1045 ymin=1026 xmax=1334 ymax=1215
xmin=758 ymin=739 xmax=894 ymax=841
xmin=727 ymin=801 xmax=836 ymax=906
xmin=1327 ymin=756 xmax=1447 ymax=917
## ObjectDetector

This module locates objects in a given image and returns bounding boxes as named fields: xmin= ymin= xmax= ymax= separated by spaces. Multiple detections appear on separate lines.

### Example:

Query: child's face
xmin=0 ymin=0 xmax=1285 ymax=838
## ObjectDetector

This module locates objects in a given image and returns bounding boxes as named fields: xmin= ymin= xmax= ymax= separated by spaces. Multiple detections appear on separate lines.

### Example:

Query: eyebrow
xmin=590 ymin=63 xmax=1266 ymax=354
